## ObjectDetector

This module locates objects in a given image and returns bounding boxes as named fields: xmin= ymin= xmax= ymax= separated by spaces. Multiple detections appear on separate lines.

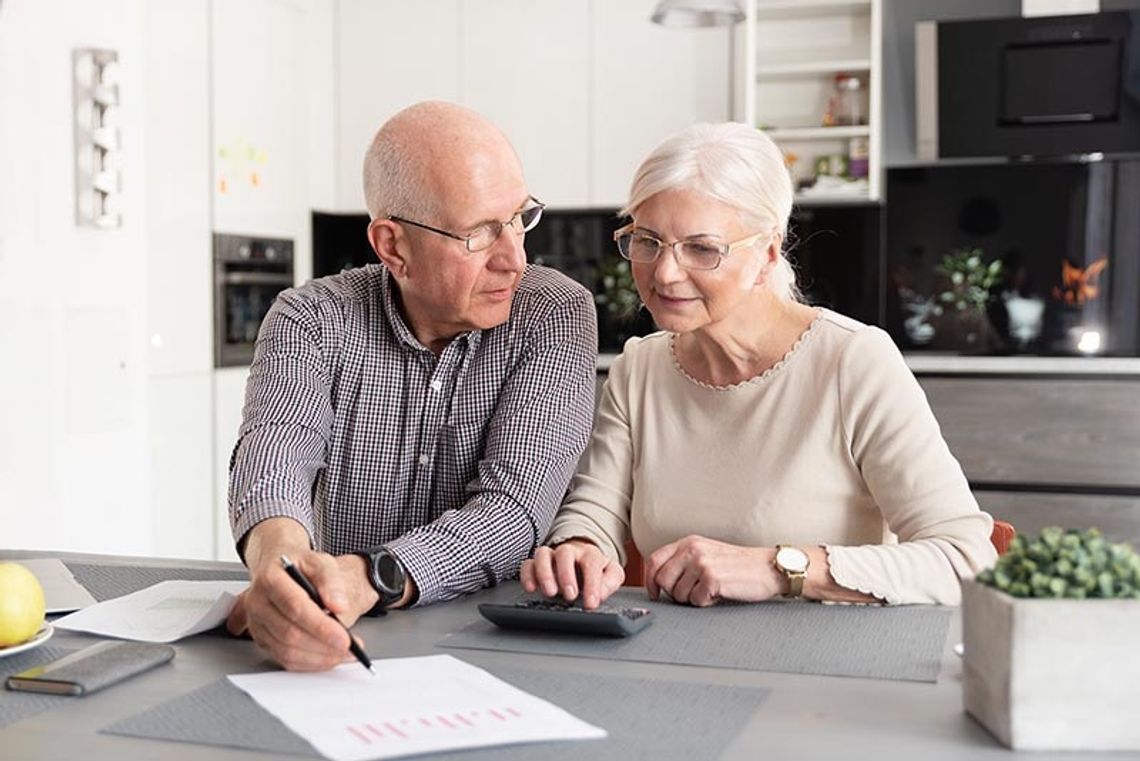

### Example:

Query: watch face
xmin=776 ymin=546 xmax=809 ymax=573
xmin=375 ymin=551 xmax=405 ymax=596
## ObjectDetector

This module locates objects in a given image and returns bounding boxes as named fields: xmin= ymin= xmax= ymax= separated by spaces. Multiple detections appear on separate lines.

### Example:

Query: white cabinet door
xmin=213 ymin=367 xmax=250 ymax=562
xmin=591 ymin=0 xmax=732 ymax=208
xmin=460 ymin=0 xmax=591 ymax=208
xmin=149 ymin=373 xmax=214 ymax=560
xmin=336 ymin=0 xmax=461 ymax=211
xmin=211 ymin=0 xmax=312 ymax=238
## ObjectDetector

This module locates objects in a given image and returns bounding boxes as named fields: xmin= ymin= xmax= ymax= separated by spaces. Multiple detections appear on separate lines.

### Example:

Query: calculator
xmin=478 ymin=598 xmax=654 ymax=638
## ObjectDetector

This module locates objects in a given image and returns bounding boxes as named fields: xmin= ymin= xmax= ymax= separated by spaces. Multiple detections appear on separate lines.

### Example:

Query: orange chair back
xmin=990 ymin=519 xmax=1016 ymax=555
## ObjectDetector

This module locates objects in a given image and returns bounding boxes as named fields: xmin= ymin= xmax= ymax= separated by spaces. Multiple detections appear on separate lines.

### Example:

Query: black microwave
xmin=916 ymin=11 xmax=1140 ymax=160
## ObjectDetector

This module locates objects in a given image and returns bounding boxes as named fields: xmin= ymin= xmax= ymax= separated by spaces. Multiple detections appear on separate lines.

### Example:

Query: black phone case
xmin=5 ymin=641 xmax=175 ymax=696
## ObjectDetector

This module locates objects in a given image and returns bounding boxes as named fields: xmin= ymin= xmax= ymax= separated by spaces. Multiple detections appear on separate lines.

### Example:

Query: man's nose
xmin=488 ymin=226 xmax=526 ymax=271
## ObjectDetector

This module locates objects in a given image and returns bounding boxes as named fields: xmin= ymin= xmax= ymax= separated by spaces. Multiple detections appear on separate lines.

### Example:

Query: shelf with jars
xmin=736 ymin=0 xmax=882 ymax=205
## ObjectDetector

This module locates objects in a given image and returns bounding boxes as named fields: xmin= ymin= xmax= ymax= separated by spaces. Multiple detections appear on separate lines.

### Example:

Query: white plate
xmin=0 ymin=623 xmax=54 ymax=659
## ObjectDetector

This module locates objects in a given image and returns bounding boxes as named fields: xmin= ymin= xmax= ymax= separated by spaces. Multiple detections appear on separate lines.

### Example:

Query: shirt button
xmin=430 ymin=380 xmax=442 ymax=392
xmin=418 ymin=454 xmax=430 ymax=466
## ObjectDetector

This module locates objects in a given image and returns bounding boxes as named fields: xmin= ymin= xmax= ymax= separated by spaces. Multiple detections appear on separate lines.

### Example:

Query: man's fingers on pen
xmin=252 ymin=621 xmax=345 ymax=672
xmin=264 ymin=578 xmax=350 ymax=649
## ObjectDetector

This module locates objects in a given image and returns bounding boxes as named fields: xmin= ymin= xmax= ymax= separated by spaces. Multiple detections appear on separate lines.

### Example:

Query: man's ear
xmin=368 ymin=219 xmax=409 ymax=278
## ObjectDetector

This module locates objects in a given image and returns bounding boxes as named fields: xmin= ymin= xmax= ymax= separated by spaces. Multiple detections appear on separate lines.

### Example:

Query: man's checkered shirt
xmin=228 ymin=264 xmax=598 ymax=604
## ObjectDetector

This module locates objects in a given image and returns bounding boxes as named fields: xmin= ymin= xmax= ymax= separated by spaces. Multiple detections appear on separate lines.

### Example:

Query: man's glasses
xmin=613 ymin=224 xmax=769 ymax=271
xmin=388 ymin=197 xmax=545 ymax=253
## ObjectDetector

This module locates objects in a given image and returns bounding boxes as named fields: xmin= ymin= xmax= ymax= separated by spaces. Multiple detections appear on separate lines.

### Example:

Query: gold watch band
xmin=786 ymin=569 xmax=805 ymax=598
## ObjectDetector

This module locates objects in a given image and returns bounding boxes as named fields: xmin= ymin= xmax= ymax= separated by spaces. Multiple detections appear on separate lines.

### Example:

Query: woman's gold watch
xmin=774 ymin=545 xmax=810 ymax=598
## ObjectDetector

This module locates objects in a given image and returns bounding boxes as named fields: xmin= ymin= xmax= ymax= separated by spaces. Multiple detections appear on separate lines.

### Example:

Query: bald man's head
xmin=362 ymin=101 xmax=522 ymax=223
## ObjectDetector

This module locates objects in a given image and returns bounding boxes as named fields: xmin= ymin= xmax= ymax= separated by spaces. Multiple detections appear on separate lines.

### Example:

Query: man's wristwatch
xmin=774 ymin=545 xmax=810 ymax=598
xmin=358 ymin=547 xmax=407 ymax=615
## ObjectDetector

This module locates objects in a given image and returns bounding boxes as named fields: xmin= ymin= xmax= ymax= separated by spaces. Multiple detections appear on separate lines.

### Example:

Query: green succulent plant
xmin=937 ymin=247 xmax=1003 ymax=312
xmin=977 ymin=527 xmax=1140 ymax=599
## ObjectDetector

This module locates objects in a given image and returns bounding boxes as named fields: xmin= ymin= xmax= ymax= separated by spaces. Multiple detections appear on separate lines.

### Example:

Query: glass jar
xmin=834 ymin=74 xmax=865 ymax=126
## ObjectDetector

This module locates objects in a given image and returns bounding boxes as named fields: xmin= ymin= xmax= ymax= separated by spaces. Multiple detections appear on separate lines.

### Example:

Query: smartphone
xmin=5 ymin=641 xmax=175 ymax=696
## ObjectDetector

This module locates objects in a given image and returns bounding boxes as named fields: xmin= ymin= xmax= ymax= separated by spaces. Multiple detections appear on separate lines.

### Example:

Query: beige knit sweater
xmin=546 ymin=309 xmax=997 ymax=605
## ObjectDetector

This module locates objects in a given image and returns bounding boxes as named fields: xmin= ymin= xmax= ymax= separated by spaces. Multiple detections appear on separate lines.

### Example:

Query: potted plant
xmin=594 ymin=255 xmax=654 ymax=351
xmin=962 ymin=527 xmax=1140 ymax=750
xmin=932 ymin=247 xmax=1003 ymax=352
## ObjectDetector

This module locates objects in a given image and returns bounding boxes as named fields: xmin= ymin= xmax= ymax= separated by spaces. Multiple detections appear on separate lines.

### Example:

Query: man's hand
xmin=520 ymin=539 xmax=624 ymax=609
xmin=225 ymin=519 xmax=379 ymax=671
xmin=644 ymin=535 xmax=783 ymax=607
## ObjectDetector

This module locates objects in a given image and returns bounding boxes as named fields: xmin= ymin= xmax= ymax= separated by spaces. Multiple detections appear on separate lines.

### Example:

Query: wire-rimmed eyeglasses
xmin=388 ymin=197 xmax=545 ymax=253
xmin=613 ymin=224 xmax=769 ymax=271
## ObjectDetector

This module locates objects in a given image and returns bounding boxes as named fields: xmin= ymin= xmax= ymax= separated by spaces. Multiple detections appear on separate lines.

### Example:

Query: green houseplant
xmin=962 ymin=527 xmax=1140 ymax=750
xmin=594 ymin=255 xmax=655 ymax=351
xmin=932 ymin=248 xmax=1003 ymax=351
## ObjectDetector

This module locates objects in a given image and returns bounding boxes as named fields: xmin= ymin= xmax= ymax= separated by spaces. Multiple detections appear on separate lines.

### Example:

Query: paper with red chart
xmin=227 ymin=654 xmax=605 ymax=761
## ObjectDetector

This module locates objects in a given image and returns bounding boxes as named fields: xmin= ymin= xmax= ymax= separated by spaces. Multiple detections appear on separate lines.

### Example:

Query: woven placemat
xmin=0 ymin=645 xmax=78 ymax=729
xmin=64 ymin=563 xmax=247 ymax=602
xmin=103 ymin=663 xmax=768 ymax=760
xmin=440 ymin=590 xmax=953 ymax=683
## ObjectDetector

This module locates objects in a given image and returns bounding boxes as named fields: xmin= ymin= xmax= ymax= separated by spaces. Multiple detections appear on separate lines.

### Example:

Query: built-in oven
xmin=213 ymin=232 xmax=294 ymax=367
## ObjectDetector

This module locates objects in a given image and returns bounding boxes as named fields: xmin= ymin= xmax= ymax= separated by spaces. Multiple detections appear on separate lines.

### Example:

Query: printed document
xmin=54 ymin=580 xmax=248 ymax=642
xmin=228 ymin=654 xmax=606 ymax=761
xmin=15 ymin=558 xmax=98 ymax=613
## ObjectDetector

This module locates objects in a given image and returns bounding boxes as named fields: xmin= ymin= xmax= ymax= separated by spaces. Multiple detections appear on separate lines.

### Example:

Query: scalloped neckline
xmin=669 ymin=309 xmax=826 ymax=391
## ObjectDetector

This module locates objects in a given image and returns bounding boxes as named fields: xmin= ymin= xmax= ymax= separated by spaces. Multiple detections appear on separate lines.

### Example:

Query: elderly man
xmin=225 ymin=101 xmax=597 ymax=671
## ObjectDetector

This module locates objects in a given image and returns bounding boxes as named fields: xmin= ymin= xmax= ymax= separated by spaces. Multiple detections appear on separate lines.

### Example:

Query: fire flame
xmin=1052 ymin=257 xmax=1108 ymax=305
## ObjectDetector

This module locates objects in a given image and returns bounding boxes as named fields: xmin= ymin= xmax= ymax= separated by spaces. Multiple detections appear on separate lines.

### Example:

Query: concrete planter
xmin=961 ymin=579 xmax=1140 ymax=750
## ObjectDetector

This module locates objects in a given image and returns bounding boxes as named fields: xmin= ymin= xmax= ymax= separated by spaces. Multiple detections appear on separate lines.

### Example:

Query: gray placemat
xmin=103 ymin=678 xmax=317 ymax=756
xmin=103 ymin=664 xmax=768 ymax=760
xmin=0 ymin=645 xmax=77 ymax=729
xmin=64 ymin=563 xmax=248 ymax=602
xmin=440 ymin=590 xmax=953 ymax=683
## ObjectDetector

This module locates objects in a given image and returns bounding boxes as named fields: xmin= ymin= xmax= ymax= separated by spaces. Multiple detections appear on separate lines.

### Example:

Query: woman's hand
xmin=644 ymin=535 xmax=784 ymax=607
xmin=520 ymin=539 xmax=625 ymax=609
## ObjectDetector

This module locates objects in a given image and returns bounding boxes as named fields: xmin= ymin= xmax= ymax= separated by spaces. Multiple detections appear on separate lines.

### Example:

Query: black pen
xmin=279 ymin=555 xmax=375 ymax=675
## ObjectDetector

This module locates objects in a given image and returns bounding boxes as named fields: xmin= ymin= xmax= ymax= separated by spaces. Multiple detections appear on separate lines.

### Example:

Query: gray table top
xmin=1 ymin=550 xmax=1131 ymax=760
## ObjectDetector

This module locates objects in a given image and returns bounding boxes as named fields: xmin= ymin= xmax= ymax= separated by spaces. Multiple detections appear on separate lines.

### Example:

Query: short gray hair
xmin=361 ymin=106 xmax=444 ymax=221
xmin=621 ymin=122 xmax=801 ymax=302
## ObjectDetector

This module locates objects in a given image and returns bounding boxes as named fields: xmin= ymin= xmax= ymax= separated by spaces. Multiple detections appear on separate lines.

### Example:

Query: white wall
xmin=1 ymin=0 xmax=152 ymax=554
xmin=0 ymin=0 xmax=334 ymax=559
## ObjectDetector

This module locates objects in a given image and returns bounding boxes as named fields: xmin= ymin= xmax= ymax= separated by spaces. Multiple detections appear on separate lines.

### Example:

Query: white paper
xmin=228 ymin=654 xmax=606 ymax=761
xmin=15 ymin=558 xmax=98 ymax=613
xmin=53 ymin=580 xmax=248 ymax=642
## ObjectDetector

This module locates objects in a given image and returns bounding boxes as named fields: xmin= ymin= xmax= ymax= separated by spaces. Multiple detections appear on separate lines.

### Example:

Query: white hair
xmin=621 ymin=122 xmax=801 ymax=302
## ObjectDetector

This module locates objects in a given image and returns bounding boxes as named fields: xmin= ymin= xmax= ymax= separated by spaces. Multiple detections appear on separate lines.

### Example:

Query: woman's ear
xmin=753 ymin=234 xmax=782 ymax=286
xmin=367 ymin=219 xmax=409 ymax=278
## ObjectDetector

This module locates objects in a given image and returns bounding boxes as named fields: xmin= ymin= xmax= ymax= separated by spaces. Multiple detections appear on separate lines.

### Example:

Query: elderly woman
xmin=521 ymin=122 xmax=996 ymax=609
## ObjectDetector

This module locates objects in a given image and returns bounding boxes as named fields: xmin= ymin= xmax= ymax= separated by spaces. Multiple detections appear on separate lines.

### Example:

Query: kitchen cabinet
xmin=736 ymin=0 xmax=883 ymax=203
xmin=333 ymin=0 xmax=731 ymax=210
xmin=918 ymin=374 xmax=1140 ymax=546
xmin=591 ymin=0 xmax=732 ymax=207
xmin=462 ymin=0 xmax=592 ymax=207
xmin=213 ymin=367 xmax=249 ymax=563
xmin=335 ymin=0 xmax=461 ymax=210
